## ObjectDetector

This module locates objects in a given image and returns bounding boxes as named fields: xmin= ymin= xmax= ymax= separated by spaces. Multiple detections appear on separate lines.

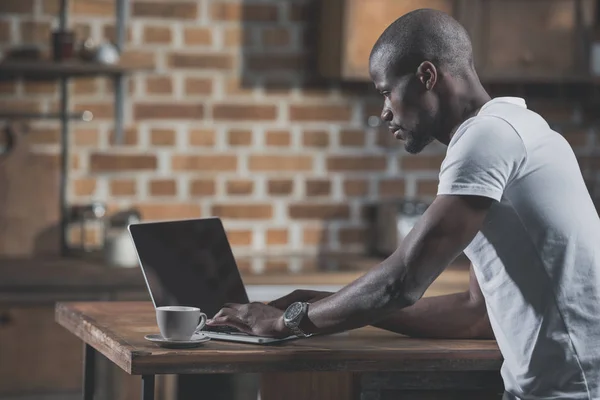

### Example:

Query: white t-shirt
xmin=438 ymin=97 xmax=600 ymax=400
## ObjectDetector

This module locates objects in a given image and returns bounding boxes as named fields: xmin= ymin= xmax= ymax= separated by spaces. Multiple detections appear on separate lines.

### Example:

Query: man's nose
xmin=381 ymin=108 xmax=392 ymax=122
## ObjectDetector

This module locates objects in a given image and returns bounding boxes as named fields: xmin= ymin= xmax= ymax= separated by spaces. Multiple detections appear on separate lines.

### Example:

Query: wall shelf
xmin=0 ymin=59 xmax=152 ymax=80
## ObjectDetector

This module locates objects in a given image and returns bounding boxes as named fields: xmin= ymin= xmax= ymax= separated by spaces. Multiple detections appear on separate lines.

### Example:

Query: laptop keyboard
xmin=204 ymin=325 xmax=247 ymax=335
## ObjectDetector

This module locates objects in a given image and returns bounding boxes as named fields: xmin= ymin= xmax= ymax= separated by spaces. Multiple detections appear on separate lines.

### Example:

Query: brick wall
xmin=0 ymin=0 xmax=595 ymax=273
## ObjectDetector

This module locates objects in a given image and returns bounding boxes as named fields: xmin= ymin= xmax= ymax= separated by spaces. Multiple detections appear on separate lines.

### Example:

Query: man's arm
xmin=298 ymin=194 xmax=494 ymax=336
xmin=372 ymin=264 xmax=494 ymax=339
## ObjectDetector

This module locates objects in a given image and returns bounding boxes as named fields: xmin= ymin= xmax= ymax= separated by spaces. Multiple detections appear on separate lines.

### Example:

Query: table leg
xmin=83 ymin=343 xmax=96 ymax=400
xmin=142 ymin=374 xmax=155 ymax=400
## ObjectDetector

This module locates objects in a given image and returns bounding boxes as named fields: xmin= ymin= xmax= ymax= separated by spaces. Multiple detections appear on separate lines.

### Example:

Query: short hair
xmin=370 ymin=8 xmax=474 ymax=77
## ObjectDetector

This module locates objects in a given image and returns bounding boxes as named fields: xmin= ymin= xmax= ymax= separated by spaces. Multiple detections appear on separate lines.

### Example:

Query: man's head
xmin=369 ymin=8 xmax=475 ymax=154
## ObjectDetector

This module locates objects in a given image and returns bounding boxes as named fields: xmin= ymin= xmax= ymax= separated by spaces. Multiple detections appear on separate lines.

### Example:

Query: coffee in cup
xmin=156 ymin=306 xmax=207 ymax=341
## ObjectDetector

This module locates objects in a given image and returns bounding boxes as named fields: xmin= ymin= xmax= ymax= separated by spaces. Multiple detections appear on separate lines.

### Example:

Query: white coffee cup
xmin=156 ymin=306 xmax=207 ymax=341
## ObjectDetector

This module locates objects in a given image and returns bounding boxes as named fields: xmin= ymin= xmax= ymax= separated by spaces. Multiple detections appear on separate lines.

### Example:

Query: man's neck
xmin=446 ymin=77 xmax=491 ymax=143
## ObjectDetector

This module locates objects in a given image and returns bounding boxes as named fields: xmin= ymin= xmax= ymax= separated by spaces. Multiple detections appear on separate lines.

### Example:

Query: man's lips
xmin=390 ymin=127 xmax=405 ymax=140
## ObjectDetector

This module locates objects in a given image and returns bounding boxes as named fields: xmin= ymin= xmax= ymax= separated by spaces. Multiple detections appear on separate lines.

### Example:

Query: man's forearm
xmin=371 ymin=291 xmax=494 ymax=339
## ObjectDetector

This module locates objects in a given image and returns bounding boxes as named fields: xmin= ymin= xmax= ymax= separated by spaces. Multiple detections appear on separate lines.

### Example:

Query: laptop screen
xmin=129 ymin=217 xmax=249 ymax=318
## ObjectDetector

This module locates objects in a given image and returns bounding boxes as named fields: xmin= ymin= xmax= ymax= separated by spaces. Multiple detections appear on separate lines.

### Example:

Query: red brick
xmin=562 ymin=129 xmax=588 ymax=148
xmin=268 ymin=179 xmax=293 ymax=195
xmin=74 ymin=102 xmax=113 ymax=119
xmin=528 ymin=102 xmax=574 ymax=124
xmin=264 ymin=260 xmax=290 ymax=273
xmin=146 ymin=76 xmax=173 ymax=94
xmin=1 ymin=0 xmax=34 ymax=14
xmin=149 ymin=179 xmax=177 ymax=196
xmin=188 ymin=129 xmax=215 ymax=146
xmin=327 ymin=156 xmax=386 ymax=171
xmin=379 ymin=178 xmax=406 ymax=198
xmin=376 ymin=130 xmax=402 ymax=149
xmin=73 ymin=178 xmax=96 ymax=197
xmin=133 ymin=2 xmax=199 ymax=19
xmin=290 ymin=105 xmax=352 ymax=122
xmin=400 ymin=155 xmax=445 ymax=171
xmin=416 ymin=180 xmax=439 ymax=197
xmin=109 ymin=127 xmax=138 ymax=146
xmin=228 ymin=130 xmax=253 ymax=146
xmin=213 ymin=104 xmax=277 ymax=121
xmin=224 ymin=26 xmax=253 ymax=47
xmin=135 ymin=103 xmax=203 ymax=119
xmin=0 ymin=81 xmax=16 ymax=94
xmin=172 ymin=155 xmax=237 ymax=171
xmin=249 ymin=155 xmax=312 ymax=171
xmin=42 ymin=0 xmax=61 ymax=14
xmin=212 ymin=204 xmax=272 ymax=219
xmin=73 ymin=128 xmax=100 ymax=146
xmin=136 ymin=203 xmax=201 ymax=221
xmin=0 ymin=21 xmax=9 ymax=43
xmin=226 ymin=180 xmax=254 ymax=195
xmin=305 ymin=179 xmax=331 ymax=196
xmin=339 ymin=227 xmax=366 ymax=245
xmin=185 ymin=78 xmax=213 ymax=95
xmin=289 ymin=3 xmax=309 ymax=21
xmin=143 ymin=25 xmax=172 ymax=44
xmin=90 ymin=154 xmax=157 ymax=172
xmin=227 ymin=230 xmax=252 ymax=246
xmin=25 ymin=128 xmax=58 ymax=145
xmin=73 ymin=78 xmax=99 ymax=95
xmin=22 ymin=81 xmax=56 ymax=94
xmin=150 ymin=128 xmax=176 ymax=146
xmin=184 ymin=27 xmax=212 ymax=45
xmin=189 ymin=179 xmax=216 ymax=196
xmin=265 ymin=130 xmax=291 ymax=147
xmin=224 ymin=77 xmax=255 ymax=96
xmin=110 ymin=179 xmax=137 ymax=196
xmin=247 ymin=54 xmax=307 ymax=71
xmin=0 ymin=100 xmax=40 ymax=113
xmin=74 ymin=23 xmax=92 ymax=39
xmin=262 ymin=27 xmax=291 ymax=47
xmin=72 ymin=0 xmax=113 ymax=15
xmin=266 ymin=229 xmax=288 ymax=245
xmin=211 ymin=3 xmax=279 ymax=22
xmin=20 ymin=21 xmax=51 ymax=43
xmin=303 ymin=131 xmax=329 ymax=147
xmin=289 ymin=204 xmax=350 ymax=220
xmin=344 ymin=179 xmax=369 ymax=196
xmin=168 ymin=53 xmax=234 ymax=70
xmin=103 ymin=24 xmax=133 ymax=43
xmin=303 ymin=227 xmax=326 ymax=246
xmin=119 ymin=51 xmax=156 ymax=68
xmin=340 ymin=129 xmax=367 ymax=147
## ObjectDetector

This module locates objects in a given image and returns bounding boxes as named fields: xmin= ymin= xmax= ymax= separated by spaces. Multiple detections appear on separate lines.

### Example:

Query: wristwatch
xmin=283 ymin=302 xmax=312 ymax=338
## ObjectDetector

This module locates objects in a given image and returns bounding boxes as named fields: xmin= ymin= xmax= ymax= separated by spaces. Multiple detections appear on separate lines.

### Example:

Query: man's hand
xmin=206 ymin=302 xmax=291 ymax=338
xmin=268 ymin=289 xmax=333 ymax=310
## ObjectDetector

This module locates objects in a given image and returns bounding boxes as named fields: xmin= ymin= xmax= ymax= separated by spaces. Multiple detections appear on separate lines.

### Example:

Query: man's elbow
xmin=467 ymin=297 xmax=495 ymax=339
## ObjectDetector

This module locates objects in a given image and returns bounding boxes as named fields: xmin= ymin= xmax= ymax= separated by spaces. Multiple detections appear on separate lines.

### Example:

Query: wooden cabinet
xmin=318 ymin=0 xmax=596 ymax=82
xmin=466 ymin=0 xmax=596 ymax=82
xmin=0 ymin=306 xmax=83 ymax=397
xmin=318 ymin=0 xmax=457 ymax=80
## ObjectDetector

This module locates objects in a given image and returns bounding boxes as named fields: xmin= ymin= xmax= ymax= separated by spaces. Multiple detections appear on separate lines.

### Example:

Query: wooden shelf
xmin=0 ymin=59 xmax=152 ymax=80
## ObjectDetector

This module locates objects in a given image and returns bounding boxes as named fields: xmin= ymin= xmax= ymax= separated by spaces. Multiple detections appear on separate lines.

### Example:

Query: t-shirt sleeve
xmin=437 ymin=116 xmax=527 ymax=202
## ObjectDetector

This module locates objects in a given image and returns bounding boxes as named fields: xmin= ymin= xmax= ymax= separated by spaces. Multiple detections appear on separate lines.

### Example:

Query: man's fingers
xmin=208 ymin=315 xmax=249 ymax=333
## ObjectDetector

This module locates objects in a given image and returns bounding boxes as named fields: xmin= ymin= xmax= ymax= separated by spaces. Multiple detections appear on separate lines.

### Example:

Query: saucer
xmin=144 ymin=333 xmax=211 ymax=348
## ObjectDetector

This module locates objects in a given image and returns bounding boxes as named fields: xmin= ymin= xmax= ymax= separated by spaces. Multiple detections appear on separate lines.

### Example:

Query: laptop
xmin=128 ymin=217 xmax=297 ymax=344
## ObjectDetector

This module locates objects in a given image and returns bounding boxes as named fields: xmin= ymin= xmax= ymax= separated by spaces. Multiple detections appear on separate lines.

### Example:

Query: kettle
xmin=103 ymin=209 xmax=141 ymax=268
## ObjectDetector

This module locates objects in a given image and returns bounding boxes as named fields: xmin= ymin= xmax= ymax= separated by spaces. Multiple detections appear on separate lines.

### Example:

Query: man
xmin=207 ymin=8 xmax=600 ymax=399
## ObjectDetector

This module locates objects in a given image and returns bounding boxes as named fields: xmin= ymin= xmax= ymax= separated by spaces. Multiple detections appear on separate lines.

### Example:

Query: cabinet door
xmin=343 ymin=0 xmax=455 ymax=79
xmin=471 ymin=0 xmax=595 ymax=81
xmin=318 ymin=0 xmax=457 ymax=80
xmin=0 ymin=306 xmax=82 ymax=396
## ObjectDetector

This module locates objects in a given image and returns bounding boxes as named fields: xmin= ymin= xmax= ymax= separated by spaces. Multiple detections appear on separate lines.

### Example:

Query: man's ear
xmin=417 ymin=61 xmax=437 ymax=91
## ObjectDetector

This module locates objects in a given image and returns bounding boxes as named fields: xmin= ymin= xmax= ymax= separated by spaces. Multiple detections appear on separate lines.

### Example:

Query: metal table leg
xmin=142 ymin=375 xmax=155 ymax=400
xmin=83 ymin=343 xmax=96 ymax=400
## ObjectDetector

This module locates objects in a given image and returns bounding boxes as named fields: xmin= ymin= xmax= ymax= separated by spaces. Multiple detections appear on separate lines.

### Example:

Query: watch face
xmin=285 ymin=302 xmax=303 ymax=320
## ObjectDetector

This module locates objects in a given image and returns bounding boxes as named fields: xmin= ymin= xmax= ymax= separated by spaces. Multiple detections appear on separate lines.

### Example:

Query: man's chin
xmin=404 ymin=137 xmax=433 ymax=154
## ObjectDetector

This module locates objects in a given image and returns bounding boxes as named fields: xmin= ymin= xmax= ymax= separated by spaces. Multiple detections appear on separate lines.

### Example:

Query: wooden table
xmin=55 ymin=301 xmax=504 ymax=400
